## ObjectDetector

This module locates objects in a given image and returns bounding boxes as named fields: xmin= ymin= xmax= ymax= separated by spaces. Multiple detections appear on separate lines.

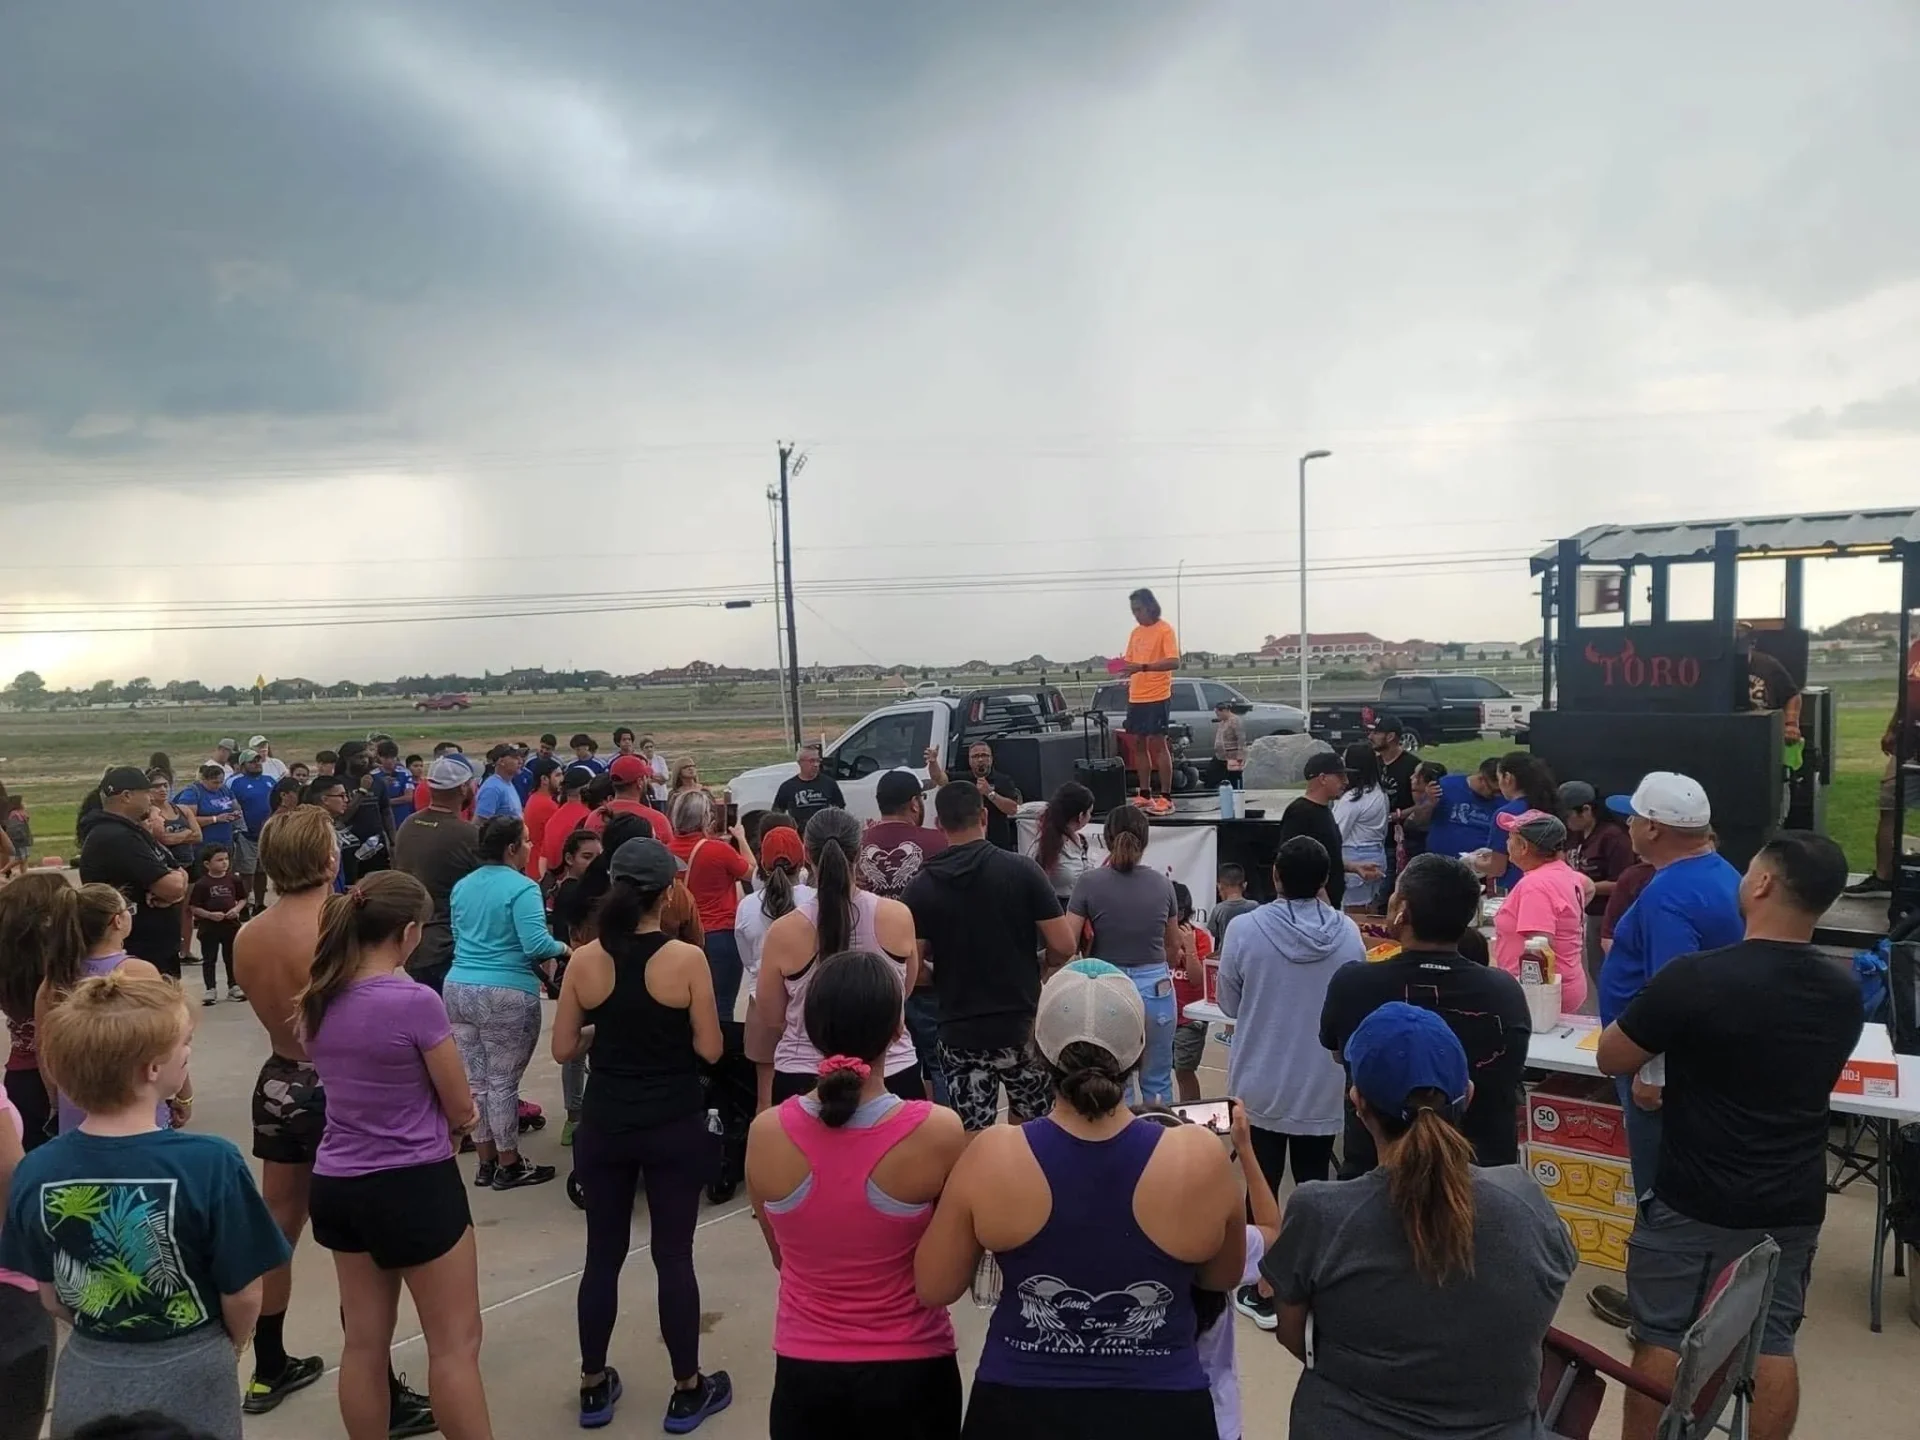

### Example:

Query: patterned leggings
xmin=443 ymin=982 xmax=542 ymax=1148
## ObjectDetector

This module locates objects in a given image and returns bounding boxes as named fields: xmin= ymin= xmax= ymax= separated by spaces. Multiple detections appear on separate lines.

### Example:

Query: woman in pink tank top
xmin=747 ymin=950 xmax=967 ymax=1439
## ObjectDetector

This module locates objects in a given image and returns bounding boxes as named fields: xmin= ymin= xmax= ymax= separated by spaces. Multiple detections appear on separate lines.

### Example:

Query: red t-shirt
xmin=584 ymin=798 xmax=672 ymax=843
xmin=523 ymin=790 xmax=561 ymax=877
xmin=666 ymin=831 xmax=751 ymax=933
xmin=1172 ymin=925 xmax=1214 ymax=1010
xmin=540 ymin=799 xmax=593 ymax=875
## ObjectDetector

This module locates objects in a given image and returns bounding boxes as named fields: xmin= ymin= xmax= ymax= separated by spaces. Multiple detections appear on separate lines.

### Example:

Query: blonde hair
xmin=670 ymin=758 xmax=700 ymax=790
xmin=42 ymin=971 xmax=189 ymax=1113
xmin=295 ymin=871 xmax=430 ymax=1038
xmin=259 ymin=806 xmax=341 ymax=893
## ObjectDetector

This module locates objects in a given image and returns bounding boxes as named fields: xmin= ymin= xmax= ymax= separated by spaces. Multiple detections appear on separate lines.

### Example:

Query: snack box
xmin=1528 ymin=1143 xmax=1636 ymax=1222
xmin=1835 ymin=1023 xmax=1900 ymax=1099
xmin=1554 ymin=1202 xmax=1633 ymax=1273
xmin=1203 ymin=956 xmax=1220 ymax=1005
xmin=1365 ymin=940 xmax=1402 ymax=963
xmin=1526 ymin=1074 xmax=1629 ymax=1162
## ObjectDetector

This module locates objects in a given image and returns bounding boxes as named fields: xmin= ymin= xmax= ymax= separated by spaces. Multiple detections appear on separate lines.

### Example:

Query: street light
xmin=1297 ymin=449 xmax=1332 ymax=717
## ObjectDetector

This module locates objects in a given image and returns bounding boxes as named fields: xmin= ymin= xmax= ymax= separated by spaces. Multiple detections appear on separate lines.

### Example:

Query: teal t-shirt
xmin=0 ymin=1128 xmax=290 ymax=1341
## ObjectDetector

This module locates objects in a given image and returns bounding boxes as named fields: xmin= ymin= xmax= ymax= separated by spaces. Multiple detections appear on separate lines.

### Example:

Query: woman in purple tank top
xmin=916 ymin=960 xmax=1245 ymax=1439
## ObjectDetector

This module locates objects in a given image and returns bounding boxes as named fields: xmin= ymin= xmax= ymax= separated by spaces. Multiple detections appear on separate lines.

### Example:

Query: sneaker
xmin=561 ymin=1118 xmax=577 ymax=1147
xmin=579 ymin=1366 xmax=623 ymax=1429
xmin=472 ymin=1160 xmax=496 ymax=1188
xmin=243 ymin=1354 xmax=325 ymax=1414
xmin=1149 ymin=795 xmax=1175 ymax=816
xmin=1588 ymin=1283 xmax=1631 ymax=1329
xmin=491 ymin=1159 xmax=557 ymax=1191
xmin=228 ymin=984 xmax=247 ymax=1001
xmin=663 ymin=1371 xmax=732 ymax=1434
xmin=389 ymin=1376 xmax=436 ymax=1439
xmin=203 ymin=989 xmax=218 ymax=1007
xmin=1233 ymin=1283 xmax=1277 ymax=1331
xmin=1130 ymin=793 xmax=1154 ymax=809
xmin=1845 ymin=874 xmax=1892 ymax=896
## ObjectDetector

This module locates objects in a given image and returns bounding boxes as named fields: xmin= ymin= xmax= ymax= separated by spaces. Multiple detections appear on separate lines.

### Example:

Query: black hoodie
xmin=902 ymin=838 xmax=1062 ymax=1051
xmin=77 ymin=808 xmax=184 ymax=964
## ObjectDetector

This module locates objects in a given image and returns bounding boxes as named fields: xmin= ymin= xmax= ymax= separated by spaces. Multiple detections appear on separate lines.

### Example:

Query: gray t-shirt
xmin=1262 ymin=1165 xmax=1575 ymax=1440
xmin=1068 ymin=864 xmax=1178 ymax=968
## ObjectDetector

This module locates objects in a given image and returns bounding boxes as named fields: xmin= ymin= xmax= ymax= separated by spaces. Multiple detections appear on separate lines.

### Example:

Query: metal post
xmin=1649 ymin=563 xmax=1670 ymax=624
xmin=1783 ymin=556 xmax=1806 ymax=629
xmin=1297 ymin=450 xmax=1331 ymax=716
xmin=778 ymin=444 xmax=802 ymax=750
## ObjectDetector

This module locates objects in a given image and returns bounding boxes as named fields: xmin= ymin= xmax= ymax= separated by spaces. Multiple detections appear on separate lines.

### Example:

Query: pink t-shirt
xmin=1493 ymin=858 xmax=1589 ymax=1013
xmin=0 ymin=1086 xmax=35 ymax=1292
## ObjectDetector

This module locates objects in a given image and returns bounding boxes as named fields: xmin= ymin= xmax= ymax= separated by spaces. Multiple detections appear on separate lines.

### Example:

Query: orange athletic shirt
xmin=1126 ymin=620 xmax=1179 ymax=704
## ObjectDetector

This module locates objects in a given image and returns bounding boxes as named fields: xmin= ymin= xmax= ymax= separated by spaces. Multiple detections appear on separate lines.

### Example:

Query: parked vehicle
xmin=414 ymin=693 xmax=472 ymax=711
xmin=1310 ymin=674 xmax=1537 ymax=751
xmin=900 ymin=680 xmax=957 ymax=698
xmin=728 ymin=686 xmax=1073 ymax=823
xmin=1089 ymin=677 xmax=1305 ymax=757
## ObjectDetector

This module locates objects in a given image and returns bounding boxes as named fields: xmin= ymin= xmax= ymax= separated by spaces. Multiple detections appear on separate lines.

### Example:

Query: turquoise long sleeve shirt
xmin=446 ymin=862 xmax=568 ymax=994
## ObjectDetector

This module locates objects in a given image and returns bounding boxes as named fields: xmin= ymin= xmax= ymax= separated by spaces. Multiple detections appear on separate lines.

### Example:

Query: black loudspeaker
xmin=990 ymin=730 xmax=1091 ymax=807
xmin=1528 ymin=709 xmax=1784 ymax=873
xmin=1075 ymin=757 xmax=1130 ymax=815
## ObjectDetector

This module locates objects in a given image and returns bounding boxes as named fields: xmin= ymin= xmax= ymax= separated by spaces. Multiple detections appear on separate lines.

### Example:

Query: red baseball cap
xmin=608 ymin=755 xmax=649 ymax=786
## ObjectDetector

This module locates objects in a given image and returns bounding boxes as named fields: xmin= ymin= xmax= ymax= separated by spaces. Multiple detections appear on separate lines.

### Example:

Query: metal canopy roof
xmin=1530 ymin=507 xmax=1920 ymax=573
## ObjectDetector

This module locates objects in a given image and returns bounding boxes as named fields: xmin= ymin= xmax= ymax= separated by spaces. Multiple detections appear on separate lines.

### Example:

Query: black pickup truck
xmin=1310 ymin=674 xmax=1535 ymax=752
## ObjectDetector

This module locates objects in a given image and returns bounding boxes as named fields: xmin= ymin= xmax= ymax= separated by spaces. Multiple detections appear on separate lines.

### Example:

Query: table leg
xmin=1872 ymin=1118 xmax=1891 ymax=1333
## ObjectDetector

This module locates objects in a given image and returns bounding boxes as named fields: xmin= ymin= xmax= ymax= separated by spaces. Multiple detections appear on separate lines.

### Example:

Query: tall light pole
xmin=778 ymin=444 xmax=809 ymax=750
xmin=764 ymin=485 xmax=785 ymax=688
xmin=1297 ymin=449 xmax=1332 ymax=717
xmin=1175 ymin=558 xmax=1186 ymax=647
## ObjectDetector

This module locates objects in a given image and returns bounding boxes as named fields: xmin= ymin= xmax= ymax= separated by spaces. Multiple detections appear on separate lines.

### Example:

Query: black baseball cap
xmin=875 ymin=770 xmax=925 ymax=813
xmin=609 ymin=837 xmax=678 ymax=891
xmin=1558 ymin=780 xmax=1597 ymax=811
xmin=1368 ymin=715 xmax=1404 ymax=736
xmin=1303 ymin=752 xmax=1349 ymax=780
xmin=525 ymin=756 xmax=562 ymax=783
xmin=101 ymin=766 xmax=153 ymax=796
xmin=562 ymin=764 xmax=597 ymax=791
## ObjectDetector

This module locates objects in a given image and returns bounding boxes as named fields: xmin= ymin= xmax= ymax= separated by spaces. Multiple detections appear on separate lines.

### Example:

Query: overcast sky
xmin=3 ymin=1 xmax=1917 ymax=689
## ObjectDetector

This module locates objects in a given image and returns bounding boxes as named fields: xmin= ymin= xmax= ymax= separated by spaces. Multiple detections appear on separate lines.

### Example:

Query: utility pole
xmin=765 ymin=485 xmax=785 ymax=691
xmin=778 ymin=442 xmax=803 ymax=749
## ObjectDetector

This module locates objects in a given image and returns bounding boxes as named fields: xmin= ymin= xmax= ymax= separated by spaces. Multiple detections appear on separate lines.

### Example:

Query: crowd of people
xmin=0 ymin=661 xmax=1878 ymax=1440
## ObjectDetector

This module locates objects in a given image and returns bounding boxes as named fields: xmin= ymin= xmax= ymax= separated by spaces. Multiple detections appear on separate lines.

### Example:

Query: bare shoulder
xmin=120 ymin=957 xmax=163 ymax=981
xmin=909 ymin=1102 xmax=968 ymax=1158
xmin=660 ymin=937 xmax=709 ymax=974
xmin=1150 ymin=1122 xmax=1234 ymax=1182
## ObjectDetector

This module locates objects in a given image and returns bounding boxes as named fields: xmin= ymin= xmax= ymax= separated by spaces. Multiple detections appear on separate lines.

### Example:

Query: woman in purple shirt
xmin=297 ymin=872 xmax=493 ymax=1440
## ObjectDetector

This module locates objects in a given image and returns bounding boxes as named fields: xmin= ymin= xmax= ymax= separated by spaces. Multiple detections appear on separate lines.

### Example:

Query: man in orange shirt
xmin=1122 ymin=586 xmax=1181 ymax=814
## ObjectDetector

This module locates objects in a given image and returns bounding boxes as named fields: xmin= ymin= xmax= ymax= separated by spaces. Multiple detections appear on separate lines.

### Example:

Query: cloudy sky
xmin=3 ymin=1 xmax=1917 ymax=689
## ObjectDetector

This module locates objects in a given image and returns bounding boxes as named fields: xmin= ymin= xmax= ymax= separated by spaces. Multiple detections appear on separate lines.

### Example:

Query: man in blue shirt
xmin=174 ymin=762 xmax=238 ymax=853
xmin=1587 ymin=770 xmax=1742 ymax=1329
xmin=372 ymin=738 xmax=414 ymax=815
xmin=226 ymin=749 xmax=278 ymax=911
xmin=1419 ymin=757 xmax=1505 ymax=860
xmin=567 ymin=732 xmax=605 ymax=775
xmin=475 ymin=746 xmax=525 ymax=821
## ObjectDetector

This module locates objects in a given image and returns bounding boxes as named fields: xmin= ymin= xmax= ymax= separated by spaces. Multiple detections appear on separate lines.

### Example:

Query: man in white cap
xmin=1585 ymin=771 xmax=1743 ymax=1329
xmin=249 ymin=736 xmax=288 ymax=781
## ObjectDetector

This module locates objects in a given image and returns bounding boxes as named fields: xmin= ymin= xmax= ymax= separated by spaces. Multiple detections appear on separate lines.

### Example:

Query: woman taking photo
xmin=1264 ymin=1002 xmax=1574 ymax=1438
xmin=758 ymin=809 xmax=922 ymax=1104
xmin=1333 ymin=744 xmax=1391 ymax=913
xmin=735 ymin=819 xmax=810 ymax=1114
xmin=1031 ymin=782 xmax=1095 ymax=907
xmin=552 ymin=838 xmax=730 ymax=1434
xmin=1066 ymin=807 xmax=1179 ymax=1104
xmin=446 ymin=817 xmax=569 ymax=1191
xmin=297 ymin=872 xmax=494 ymax=1440
xmin=1490 ymin=810 xmax=1590 ymax=1014
xmin=917 ymin=961 xmax=1243 ymax=1438
xmin=664 ymin=791 xmax=753 ymax=1020
xmin=748 ymin=949 xmax=968 ymax=1438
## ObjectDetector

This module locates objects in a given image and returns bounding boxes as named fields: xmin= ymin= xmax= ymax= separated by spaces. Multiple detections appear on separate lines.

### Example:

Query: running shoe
xmin=1844 ymin=874 xmax=1891 ymax=896
xmin=491 ymin=1159 xmax=557 ymax=1190
xmin=561 ymin=1118 xmax=577 ymax=1146
xmin=1148 ymin=795 xmax=1175 ymax=816
xmin=203 ymin=989 xmax=218 ymax=1007
xmin=579 ymin=1366 xmax=623 ymax=1429
xmin=1587 ymin=1283 xmax=1631 ymax=1329
xmin=663 ymin=1371 xmax=732 ymax=1434
xmin=243 ymin=1353 xmax=325 ymax=1414
xmin=472 ymin=1160 xmax=496 ymax=1188
xmin=228 ymin=984 xmax=247 ymax=1001
xmin=389 ymin=1375 xmax=436 ymax=1439
xmin=1130 ymin=793 xmax=1154 ymax=809
xmin=1233 ymin=1283 xmax=1277 ymax=1331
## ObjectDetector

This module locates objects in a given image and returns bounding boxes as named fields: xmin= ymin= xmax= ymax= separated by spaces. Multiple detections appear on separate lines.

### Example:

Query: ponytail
xmin=803 ymin=951 xmax=903 ymax=1128
xmin=296 ymin=871 xmax=430 ymax=1038
xmin=1381 ymin=1090 xmax=1478 ymax=1284
xmin=759 ymin=857 xmax=798 ymax=922
xmin=1103 ymin=804 xmax=1149 ymax=873
xmin=1036 ymin=782 xmax=1094 ymax=876
xmin=805 ymin=808 xmax=861 ymax=959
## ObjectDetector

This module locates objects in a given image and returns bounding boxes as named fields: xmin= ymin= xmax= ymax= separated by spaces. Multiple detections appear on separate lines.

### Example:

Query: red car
xmin=414 ymin=693 xmax=472 ymax=711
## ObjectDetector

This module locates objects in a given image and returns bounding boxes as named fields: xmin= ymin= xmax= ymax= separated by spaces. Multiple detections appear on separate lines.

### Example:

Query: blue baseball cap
xmin=1345 ymin=1002 xmax=1469 ymax=1121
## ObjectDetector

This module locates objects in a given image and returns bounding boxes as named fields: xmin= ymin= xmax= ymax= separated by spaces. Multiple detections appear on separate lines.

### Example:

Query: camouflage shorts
xmin=252 ymin=1053 xmax=325 ymax=1166
xmin=936 ymin=1042 xmax=1053 ymax=1132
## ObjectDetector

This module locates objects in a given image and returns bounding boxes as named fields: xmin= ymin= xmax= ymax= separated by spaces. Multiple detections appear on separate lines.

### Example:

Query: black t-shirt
xmin=969 ymin=769 xmax=1024 ymax=852
xmin=1319 ymin=948 xmax=1533 ymax=1175
xmin=1617 ymin=940 xmax=1862 ymax=1229
xmin=1377 ymin=750 xmax=1420 ymax=817
xmin=772 ymin=775 xmax=847 ymax=832
xmin=904 ymin=839 xmax=1062 ymax=1051
xmin=1744 ymin=651 xmax=1800 ymax=713
xmin=1279 ymin=797 xmax=1347 ymax=908
xmin=77 ymin=811 xmax=184 ymax=964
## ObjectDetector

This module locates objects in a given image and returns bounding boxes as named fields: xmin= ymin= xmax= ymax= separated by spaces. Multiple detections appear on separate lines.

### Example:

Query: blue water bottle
xmin=1217 ymin=783 xmax=1236 ymax=819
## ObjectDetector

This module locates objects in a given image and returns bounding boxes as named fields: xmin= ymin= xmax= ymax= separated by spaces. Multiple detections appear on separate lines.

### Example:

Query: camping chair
xmin=1539 ymin=1237 xmax=1781 ymax=1440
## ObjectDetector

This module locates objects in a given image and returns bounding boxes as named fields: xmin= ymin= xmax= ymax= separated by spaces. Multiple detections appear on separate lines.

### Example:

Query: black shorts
xmin=310 ymin=1158 xmax=471 ymax=1271
xmin=1124 ymin=700 xmax=1171 ymax=737
xmin=252 ymin=1053 xmax=326 ymax=1166
xmin=772 ymin=1353 xmax=961 ymax=1440
xmin=962 ymin=1380 xmax=1214 ymax=1439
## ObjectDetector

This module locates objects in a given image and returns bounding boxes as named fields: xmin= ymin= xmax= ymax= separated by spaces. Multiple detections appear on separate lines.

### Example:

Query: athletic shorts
xmin=936 ymin=1042 xmax=1053 ymax=1132
xmin=1878 ymin=757 xmax=1920 ymax=812
xmin=1626 ymin=1196 xmax=1819 ymax=1357
xmin=1124 ymin=700 xmax=1172 ymax=737
xmin=230 ymin=832 xmax=259 ymax=875
xmin=310 ymin=1158 xmax=471 ymax=1271
xmin=1172 ymin=1018 xmax=1208 ymax=1072
xmin=252 ymin=1053 xmax=326 ymax=1166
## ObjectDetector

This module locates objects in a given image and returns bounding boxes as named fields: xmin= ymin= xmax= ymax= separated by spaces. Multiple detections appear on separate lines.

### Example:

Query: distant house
xmin=1259 ymin=632 xmax=1388 ymax=662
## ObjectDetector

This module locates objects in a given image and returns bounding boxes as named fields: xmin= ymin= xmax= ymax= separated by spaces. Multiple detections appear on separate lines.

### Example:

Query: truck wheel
xmin=1400 ymin=726 xmax=1423 ymax=753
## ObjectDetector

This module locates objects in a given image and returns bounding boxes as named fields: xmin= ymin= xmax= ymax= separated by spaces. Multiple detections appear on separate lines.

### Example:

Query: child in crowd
xmin=0 ymin=972 xmax=290 ymax=1439
xmin=1 ymin=787 xmax=30 ymax=877
xmin=1194 ymin=1101 xmax=1283 ymax=1440
xmin=187 ymin=846 xmax=246 ymax=1007
xmin=1170 ymin=882 xmax=1215 ymax=1105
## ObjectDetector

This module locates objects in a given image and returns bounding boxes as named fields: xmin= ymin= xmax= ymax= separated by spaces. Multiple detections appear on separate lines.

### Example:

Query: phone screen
xmin=1170 ymin=1099 xmax=1233 ymax=1135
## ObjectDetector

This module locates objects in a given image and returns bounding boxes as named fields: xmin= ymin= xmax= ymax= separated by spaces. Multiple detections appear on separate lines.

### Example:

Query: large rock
xmin=1244 ymin=733 xmax=1334 ymax=790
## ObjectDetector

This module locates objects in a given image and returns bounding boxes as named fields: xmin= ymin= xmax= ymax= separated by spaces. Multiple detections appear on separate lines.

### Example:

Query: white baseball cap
xmin=1033 ymin=960 xmax=1146 ymax=1069
xmin=427 ymin=754 xmax=477 ymax=791
xmin=1606 ymin=772 xmax=1711 ymax=828
xmin=248 ymin=734 xmax=269 ymax=748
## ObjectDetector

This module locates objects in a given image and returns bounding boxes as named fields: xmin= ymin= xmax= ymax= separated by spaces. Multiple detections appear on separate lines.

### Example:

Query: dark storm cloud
xmin=1782 ymin=382 xmax=1920 ymax=440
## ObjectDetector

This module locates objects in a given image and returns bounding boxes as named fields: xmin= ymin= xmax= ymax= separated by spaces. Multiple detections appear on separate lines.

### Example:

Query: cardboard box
xmin=1835 ymin=1024 xmax=1900 ymax=1099
xmin=1555 ymin=1202 xmax=1633 ymax=1273
xmin=1527 ymin=1075 xmax=1629 ymax=1161
xmin=1203 ymin=958 xmax=1220 ymax=1005
xmin=1529 ymin=1143 xmax=1636 ymax=1222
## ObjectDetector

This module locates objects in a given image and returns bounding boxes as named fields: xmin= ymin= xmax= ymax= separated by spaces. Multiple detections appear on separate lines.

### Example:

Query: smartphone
xmin=1170 ymin=1098 xmax=1234 ymax=1135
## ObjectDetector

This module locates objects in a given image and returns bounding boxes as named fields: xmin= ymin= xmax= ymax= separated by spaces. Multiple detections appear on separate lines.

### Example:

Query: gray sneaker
xmin=228 ymin=985 xmax=247 ymax=1002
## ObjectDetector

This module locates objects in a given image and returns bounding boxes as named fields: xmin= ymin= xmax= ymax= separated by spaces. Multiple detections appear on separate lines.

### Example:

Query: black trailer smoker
xmin=1526 ymin=509 xmax=1920 ymax=934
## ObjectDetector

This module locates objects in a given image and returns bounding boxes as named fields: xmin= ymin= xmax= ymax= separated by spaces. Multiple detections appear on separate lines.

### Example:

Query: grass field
xmin=3 ymin=674 xmax=1898 ymax=872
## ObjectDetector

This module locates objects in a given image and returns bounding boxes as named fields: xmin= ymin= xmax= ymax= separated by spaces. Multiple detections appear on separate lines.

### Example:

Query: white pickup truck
xmin=728 ymin=685 xmax=1073 ymax=825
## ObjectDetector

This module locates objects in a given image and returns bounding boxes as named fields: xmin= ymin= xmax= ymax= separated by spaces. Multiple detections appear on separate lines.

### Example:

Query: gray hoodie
xmin=1217 ymin=897 xmax=1366 ymax=1134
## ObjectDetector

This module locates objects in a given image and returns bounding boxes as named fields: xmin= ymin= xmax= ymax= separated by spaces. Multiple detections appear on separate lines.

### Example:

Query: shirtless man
xmin=236 ymin=806 xmax=436 ymax=1437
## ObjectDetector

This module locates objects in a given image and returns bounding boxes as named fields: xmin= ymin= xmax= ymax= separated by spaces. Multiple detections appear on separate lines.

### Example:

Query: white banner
xmin=1015 ymin=813 xmax=1220 ymax=922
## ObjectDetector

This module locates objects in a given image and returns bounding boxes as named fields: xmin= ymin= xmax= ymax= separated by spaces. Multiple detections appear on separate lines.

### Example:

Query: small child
xmin=187 ymin=846 xmax=246 ymax=1006
xmin=2 ymin=789 xmax=30 ymax=877
xmin=1197 ymin=1100 xmax=1284 ymax=1440
xmin=1213 ymin=701 xmax=1247 ymax=787
xmin=1170 ymin=882 xmax=1215 ymax=1105
xmin=0 ymin=972 xmax=290 ymax=1439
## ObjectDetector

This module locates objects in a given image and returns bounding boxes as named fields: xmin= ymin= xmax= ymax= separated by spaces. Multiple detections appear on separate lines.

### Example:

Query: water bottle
xmin=706 ymin=1107 xmax=723 ymax=1138
xmin=1217 ymin=783 xmax=1236 ymax=819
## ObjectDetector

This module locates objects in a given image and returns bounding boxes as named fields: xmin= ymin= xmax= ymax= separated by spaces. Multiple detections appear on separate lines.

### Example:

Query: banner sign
xmin=1014 ymin=814 xmax=1221 ymax=931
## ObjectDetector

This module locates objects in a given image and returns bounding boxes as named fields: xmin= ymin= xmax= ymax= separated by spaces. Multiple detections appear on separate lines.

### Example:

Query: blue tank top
xmin=977 ymin=1117 xmax=1206 ymax=1392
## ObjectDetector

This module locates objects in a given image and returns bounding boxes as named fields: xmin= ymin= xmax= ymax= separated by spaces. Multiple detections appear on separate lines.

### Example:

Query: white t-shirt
xmin=734 ymin=883 xmax=816 ymax=989
xmin=1334 ymin=786 xmax=1390 ymax=853
xmin=258 ymin=757 xmax=288 ymax=781
xmin=1199 ymin=1226 xmax=1266 ymax=1440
